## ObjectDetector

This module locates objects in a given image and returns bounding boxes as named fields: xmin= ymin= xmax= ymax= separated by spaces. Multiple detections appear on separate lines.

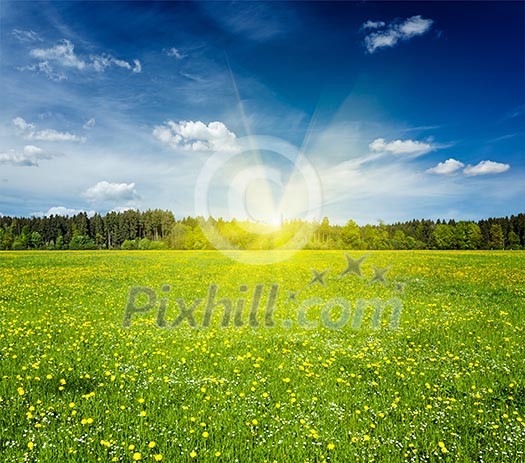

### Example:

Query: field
xmin=0 ymin=250 xmax=524 ymax=462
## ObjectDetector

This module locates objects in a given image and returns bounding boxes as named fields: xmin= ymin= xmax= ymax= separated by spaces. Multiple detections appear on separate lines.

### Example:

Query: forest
xmin=0 ymin=210 xmax=524 ymax=251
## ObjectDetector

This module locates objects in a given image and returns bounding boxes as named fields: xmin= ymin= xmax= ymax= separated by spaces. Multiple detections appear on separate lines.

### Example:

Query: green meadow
xmin=0 ymin=250 xmax=524 ymax=462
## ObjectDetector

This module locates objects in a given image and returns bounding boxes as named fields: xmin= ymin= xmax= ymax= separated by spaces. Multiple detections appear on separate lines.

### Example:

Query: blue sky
xmin=0 ymin=1 xmax=523 ymax=224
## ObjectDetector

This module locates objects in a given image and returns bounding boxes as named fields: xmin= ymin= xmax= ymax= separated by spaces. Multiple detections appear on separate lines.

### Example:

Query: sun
xmin=268 ymin=214 xmax=283 ymax=227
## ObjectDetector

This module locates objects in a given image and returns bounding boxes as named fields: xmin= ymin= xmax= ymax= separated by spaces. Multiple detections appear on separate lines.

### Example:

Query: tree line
xmin=0 ymin=209 xmax=524 ymax=251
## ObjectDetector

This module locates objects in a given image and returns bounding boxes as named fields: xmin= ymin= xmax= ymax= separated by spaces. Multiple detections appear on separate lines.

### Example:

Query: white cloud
xmin=399 ymin=15 xmax=434 ymax=38
xmin=29 ymin=129 xmax=86 ymax=143
xmin=365 ymin=30 xmax=399 ymax=53
xmin=464 ymin=160 xmax=510 ymax=176
xmin=132 ymin=59 xmax=142 ymax=73
xmin=25 ymin=39 xmax=142 ymax=80
xmin=426 ymin=158 xmax=465 ymax=175
xmin=363 ymin=15 xmax=433 ymax=53
xmin=111 ymin=206 xmax=137 ymax=213
xmin=91 ymin=55 xmax=114 ymax=72
xmin=153 ymin=120 xmax=239 ymax=153
xmin=426 ymin=159 xmax=510 ymax=176
xmin=30 ymin=39 xmax=87 ymax=70
xmin=202 ymin=1 xmax=290 ymax=42
xmin=13 ymin=117 xmax=86 ymax=143
xmin=13 ymin=117 xmax=35 ymax=131
xmin=83 ymin=118 xmax=96 ymax=129
xmin=35 ymin=206 xmax=96 ymax=217
xmin=369 ymin=137 xmax=434 ymax=156
xmin=92 ymin=56 xmax=142 ymax=73
xmin=165 ymin=47 xmax=184 ymax=59
xmin=18 ymin=61 xmax=67 ymax=81
xmin=0 ymin=145 xmax=52 ymax=167
xmin=83 ymin=181 xmax=138 ymax=203
xmin=505 ymin=105 xmax=525 ymax=120
xmin=0 ymin=150 xmax=37 ymax=167
xmin=12 ymin=29 xmax=42 ymax=43
xmin=362 ymin=20 xmax=386 ymax=30
xmin=23 ymin=145 xmax=43 ymax=155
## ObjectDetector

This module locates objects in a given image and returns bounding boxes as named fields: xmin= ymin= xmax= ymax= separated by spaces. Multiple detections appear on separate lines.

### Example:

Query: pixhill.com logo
xmin=122 ymin=253 xmax=404 ymax=331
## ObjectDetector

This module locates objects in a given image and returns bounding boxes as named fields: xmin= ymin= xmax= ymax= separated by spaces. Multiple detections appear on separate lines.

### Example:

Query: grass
xmin=0 ymin=250 xmax=524 ymax=462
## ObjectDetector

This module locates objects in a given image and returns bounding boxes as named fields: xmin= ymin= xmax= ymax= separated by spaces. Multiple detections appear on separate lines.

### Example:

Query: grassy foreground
xmin=0 ymin=250 xmax=524 ymax=462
